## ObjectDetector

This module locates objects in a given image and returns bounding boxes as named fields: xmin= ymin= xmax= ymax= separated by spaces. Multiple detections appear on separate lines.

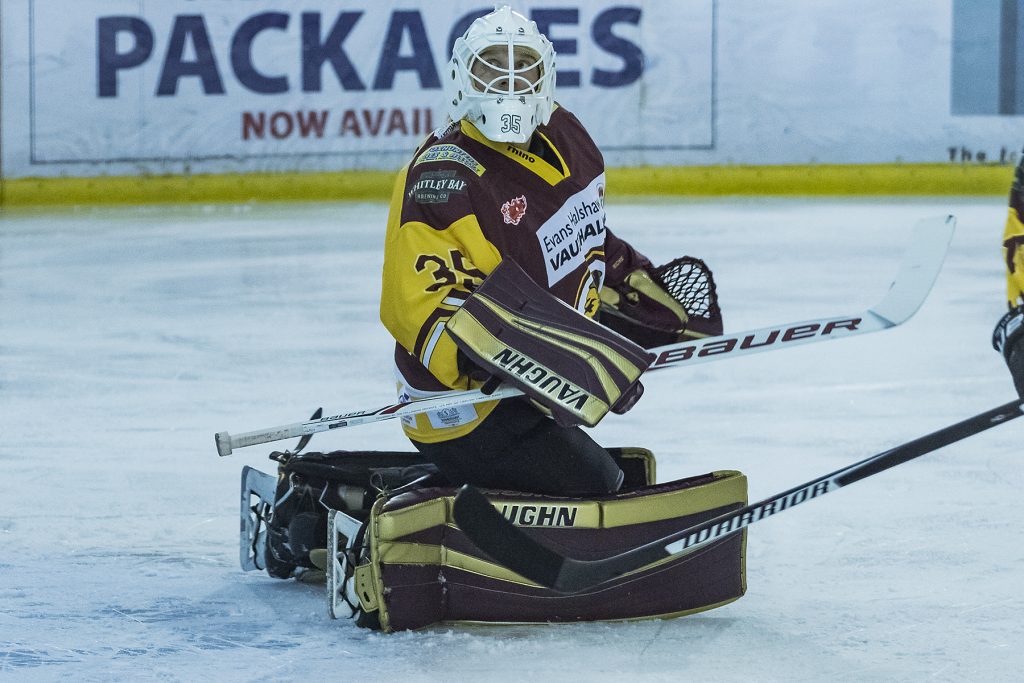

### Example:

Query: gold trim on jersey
xmin=382 ymin=172 xmax=505 ymax=442
xmin=460 ymin=120 xmax=570 ymax=186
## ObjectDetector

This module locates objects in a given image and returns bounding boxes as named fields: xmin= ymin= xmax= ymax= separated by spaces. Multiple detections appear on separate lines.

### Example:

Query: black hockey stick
xmin=453 ymin=399 xmax=1024 ymax=593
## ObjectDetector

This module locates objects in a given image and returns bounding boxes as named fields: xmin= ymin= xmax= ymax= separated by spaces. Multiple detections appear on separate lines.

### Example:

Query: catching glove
xmin=600 ymin=256 xmax=723 ymax=348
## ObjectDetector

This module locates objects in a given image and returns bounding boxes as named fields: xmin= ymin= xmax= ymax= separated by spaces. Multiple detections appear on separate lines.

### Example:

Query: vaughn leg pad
xmin=353 ymin=467 xmax=747 ymax=631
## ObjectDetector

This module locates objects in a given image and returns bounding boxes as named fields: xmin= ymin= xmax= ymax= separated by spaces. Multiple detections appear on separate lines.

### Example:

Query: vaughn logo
xmin=501 ymin=503 xmax=578 ymax=527
xmin=501 ymin=195 xmax=528 ymax=225
xmin=536 ymin=173 xmax=606 ymax=285
xmin=490 ymin=347 xmax=591 ymax=413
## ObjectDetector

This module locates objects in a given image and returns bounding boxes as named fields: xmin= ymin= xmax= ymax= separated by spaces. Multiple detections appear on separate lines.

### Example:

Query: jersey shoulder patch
xmin=413 ymin=122 xmax=487 ymax=177
xmin=406 ymin=168 xmax=471 ymax=206
xmin=406 ymin=133 xmax=484 ymax=212
xmin=413 ymin=143 xmax=486 ymax=177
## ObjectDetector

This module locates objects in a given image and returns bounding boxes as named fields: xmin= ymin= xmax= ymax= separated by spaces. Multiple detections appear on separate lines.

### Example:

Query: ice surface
xmin=1 ymin=198 xmax=1020 ymax=681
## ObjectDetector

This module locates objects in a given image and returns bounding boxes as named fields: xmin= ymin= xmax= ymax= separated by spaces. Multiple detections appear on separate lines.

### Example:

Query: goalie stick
xmin=214 ymin=216 xmax=954 ymax=456
xmin=647 ymin=214 xmax=954 ymax=370
xmin=452 ymin=399 xmax=1024 ymax=593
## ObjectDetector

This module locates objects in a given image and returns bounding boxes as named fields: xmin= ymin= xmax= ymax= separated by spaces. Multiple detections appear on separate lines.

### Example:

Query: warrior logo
xmin=501 ymin=113 xmax=522 ymax=136
xmin=501 ymin=195 xmax=528 ymax=225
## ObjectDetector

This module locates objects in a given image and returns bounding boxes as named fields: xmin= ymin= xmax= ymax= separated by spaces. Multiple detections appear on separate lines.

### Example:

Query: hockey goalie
xmin=238 ymin=5 xmax=743 ymax=632
xmin=240 ymin=254 xmax=742 ymax=631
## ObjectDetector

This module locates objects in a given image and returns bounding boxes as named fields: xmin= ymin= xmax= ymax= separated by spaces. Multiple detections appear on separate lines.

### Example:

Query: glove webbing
xmin=651 ymin=256 xmax=722 ymax=326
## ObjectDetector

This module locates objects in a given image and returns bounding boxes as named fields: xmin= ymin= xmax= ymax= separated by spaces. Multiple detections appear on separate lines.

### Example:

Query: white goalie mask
xmin=445 ymin=6 xmax=556 ymax=144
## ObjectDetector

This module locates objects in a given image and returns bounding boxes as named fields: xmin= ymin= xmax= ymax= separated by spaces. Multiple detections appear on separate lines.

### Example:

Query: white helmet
xmin=444 ymin=6 xmax=556 ymax=144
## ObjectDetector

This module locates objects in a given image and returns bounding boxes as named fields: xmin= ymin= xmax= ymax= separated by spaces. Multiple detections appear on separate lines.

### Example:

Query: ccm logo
xmin=652 ymin=318 xmax=861 ymax=367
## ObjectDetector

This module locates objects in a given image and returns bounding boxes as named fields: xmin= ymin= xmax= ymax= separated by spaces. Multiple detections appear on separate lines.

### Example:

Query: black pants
xmin=412 ymin=399 xmax=624 ymax=497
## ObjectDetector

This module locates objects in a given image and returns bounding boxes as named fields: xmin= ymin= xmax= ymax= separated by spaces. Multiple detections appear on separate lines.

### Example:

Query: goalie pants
xmin=411 ymin=398 xmax=624 ymax=497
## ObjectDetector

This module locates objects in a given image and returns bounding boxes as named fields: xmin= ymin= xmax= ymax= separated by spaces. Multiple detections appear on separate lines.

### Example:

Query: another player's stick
xmin=453 ymin=399 xmax=1023 ymax=593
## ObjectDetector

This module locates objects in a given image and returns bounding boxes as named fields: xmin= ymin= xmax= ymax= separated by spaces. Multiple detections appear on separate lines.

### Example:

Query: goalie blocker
xmin=445 ymin=258 xmax=654 ymax=428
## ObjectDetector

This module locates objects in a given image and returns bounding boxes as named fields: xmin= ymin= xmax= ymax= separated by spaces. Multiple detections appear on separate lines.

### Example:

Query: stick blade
xmin=293 ymin=407 xmax=323 ymax=454
xmin=452 ymin=485 xmax=565 ymax=588
xmin=869 ymin=215 xmax=955 ymax=325
xmin=215 ymin=431 xmax=233 ymax=457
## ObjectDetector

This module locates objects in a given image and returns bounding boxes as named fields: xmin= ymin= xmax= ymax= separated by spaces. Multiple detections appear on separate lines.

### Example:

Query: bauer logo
xmin=500 ymin=503 xmax=579 ymax=528
xmin=536 ymin=173 xmax=607 ymax=286
xmin=652 ymin=318 xmax=863 ymax=368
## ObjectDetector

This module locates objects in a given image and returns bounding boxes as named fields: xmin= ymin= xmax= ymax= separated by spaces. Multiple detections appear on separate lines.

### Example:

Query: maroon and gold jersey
xmin=380 ymin=106 xmax=649 ymax=443
xmin=1004 ymin=155 xmax=1024 ymax=308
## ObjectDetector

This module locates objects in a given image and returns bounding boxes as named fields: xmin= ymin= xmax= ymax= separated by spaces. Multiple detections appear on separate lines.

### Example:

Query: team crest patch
xmin=414 ymin=144 xmax=486 ymax=176
xmin=501 ymin=195 xmax=528 ymax=225
xmin=408 ymin=170 xmax=468 ymax=204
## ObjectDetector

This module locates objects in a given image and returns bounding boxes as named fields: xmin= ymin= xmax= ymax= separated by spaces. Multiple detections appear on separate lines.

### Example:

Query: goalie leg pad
xmin=446 ymin=258 xmax=653 ymax=427
xmin=351 ymin=463 xmax=747 ymax=632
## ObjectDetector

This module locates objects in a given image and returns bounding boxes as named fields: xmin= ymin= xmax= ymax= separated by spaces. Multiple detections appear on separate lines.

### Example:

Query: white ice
xmin=1 ymin=197 xmax=1021 ymax=682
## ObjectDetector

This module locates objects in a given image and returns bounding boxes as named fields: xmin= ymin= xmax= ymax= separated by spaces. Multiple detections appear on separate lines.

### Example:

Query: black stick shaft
xmin=455 ymin=400 xmax=1023 ymax=593
xmin=656 ymin=400 xmax=1024 ymax=557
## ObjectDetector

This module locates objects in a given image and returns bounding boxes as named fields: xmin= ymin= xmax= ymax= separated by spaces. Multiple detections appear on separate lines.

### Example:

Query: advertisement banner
xmin=21 ymin=0 xmax=711 ymax=167
xmin=1 ymin=0 xmax=1021 ymax=179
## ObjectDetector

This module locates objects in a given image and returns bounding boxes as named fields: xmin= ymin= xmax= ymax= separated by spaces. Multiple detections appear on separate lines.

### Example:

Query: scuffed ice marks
xmin=0 ymin=547 xmax=322 ymax=676
xmin=1 ymin=587 xmax=311 ymax=674
xmin=2 ymin=200 xmax=1023 ymax=680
